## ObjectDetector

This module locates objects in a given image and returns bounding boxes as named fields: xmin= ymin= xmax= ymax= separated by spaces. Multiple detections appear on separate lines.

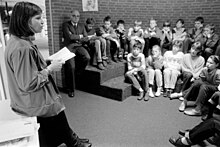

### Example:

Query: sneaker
xmin=184 ymin=109 xmax=202 ymax=116
xmin=107 ymin=59 xmax=112 ymax=65
xmin=137 ymin=91 xmax=144 ymax=100
xmin=148 ymin=88 xmax=155 ymax=98
xmin=112 ymin=57 xmax=118 ymax=63
xmin=179 ymin=97 xmax=184 ymax=101
xmin=144 ymin=93 xmax=149 ymax=101
xmin=118 ymin=55 xmax=123 ymax=62
xmin=170 ymin=92 xmax=182 ymax=99
xmin=168 ymin=89 xmax=173 ymax=98
xmin=102 ymin=60 xmax=107 ymax=67
xmin=97 ymin=63 xmax=105 ymax=70
xmin=155 ymin=87 xmax=161 ymax=97
xmin=179 ymin=102 xmax=186 ymax=112
xmin=163 ymin=89 xmax=168 ymax=97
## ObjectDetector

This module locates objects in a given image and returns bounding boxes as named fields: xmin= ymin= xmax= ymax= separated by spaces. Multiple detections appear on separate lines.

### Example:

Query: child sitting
xmin=143 ymin=18 xmax=161 ymax=57
xmin=172 ymin=19 xmax=187 ymax=53
xmin=185 ymin=17 xmax=204 ymax=53
xmin=100 ymin=16 xmax=122 ymax=63
xmin=127 ymin=20 xmax=145 ymax=53
xmin=170 ymin=41 xmax=205 ymax=100
xmin=85 ymin=18 xmax=107 ymax=70
xmin=125 ymin=41 xmax=148 ymax=101
xmin=146 ymin=45 xmax=164 ymax=97
xmin=160 ymin=20 xmax=173 ymax=55
xmin=163 ymin=40 xmax=184 ymax=97
xmin=115 ymin=19 xmax=129 ymax=60
xmin=202 ymin=24 xmax=219 ymax=62
xmin=179 ymin=55 xmax=220 ymax=116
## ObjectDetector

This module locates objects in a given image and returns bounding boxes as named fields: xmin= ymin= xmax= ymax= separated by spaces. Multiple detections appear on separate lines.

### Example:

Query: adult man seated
xmin=62 ymin=10 xmax=90 ymax=97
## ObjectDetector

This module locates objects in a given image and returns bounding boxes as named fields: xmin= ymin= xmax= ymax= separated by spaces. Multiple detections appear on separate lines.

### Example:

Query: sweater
xmin=181 ymin=53 xmax=205 ymax=78
xmin=163 ymin=51 xmax=184 ymax=71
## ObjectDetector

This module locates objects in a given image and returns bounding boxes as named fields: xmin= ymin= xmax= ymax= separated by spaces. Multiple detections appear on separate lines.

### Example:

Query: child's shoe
xmin=97 ymin=62 xmax=105 ymax=70
xmin=168 ymin=89 xmax=173 ymax=98
xmin=118 ymin=55 xmax=123 ymax=62
xmin=112 ymin=56 xmax=118 ymax=63
xmin=155 ymin=87 xmax=161 ymax=97
xmin=107 ymin=59 xmax=112 ymax=65
xmin=144 ymin=92 xmax=149 ymax=101
xmin=137 ymin=91 xmax=144 ymax=100
xmin=103 ymin=60 xmax=107 ymax=67
xmin=148 ymin=88 xmax=155 ymax=98
xmin=163 ymin=88 xmax=168 ymax=97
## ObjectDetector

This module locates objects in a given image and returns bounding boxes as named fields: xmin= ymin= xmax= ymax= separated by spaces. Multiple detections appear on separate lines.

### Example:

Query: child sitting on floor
xmin=163 ymin=40 xmax=184 ymax=98
xmin=125 ymin=40 xmax=148 ymax=101
xmin=127 ymin=20 xmax=145 ymax=52
xmin=85 ymin=18 xmax=107 ymax=70
xmin=146 ymin=45 xmax=164 ymax=97
xmin=170 ymin=41 xmax=205 ymax=100
xmin=179 ymin=55 xmax=220 ymax=116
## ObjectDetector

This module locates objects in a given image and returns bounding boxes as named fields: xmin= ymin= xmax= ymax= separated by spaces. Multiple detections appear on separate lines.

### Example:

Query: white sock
xmin=181 ymin=137 xmax=190 ymax=145
xmin=139 ymin=88 xmax=143 ymax=93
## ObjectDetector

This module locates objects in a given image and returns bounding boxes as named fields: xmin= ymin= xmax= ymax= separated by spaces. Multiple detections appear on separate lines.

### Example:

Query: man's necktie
xmin=73 ymin=25 xmax=78 ymax=35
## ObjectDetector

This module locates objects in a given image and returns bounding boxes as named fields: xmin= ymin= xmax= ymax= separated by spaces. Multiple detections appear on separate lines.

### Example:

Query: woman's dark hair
xmin=9 ymin=2 xmax=42 ymax=37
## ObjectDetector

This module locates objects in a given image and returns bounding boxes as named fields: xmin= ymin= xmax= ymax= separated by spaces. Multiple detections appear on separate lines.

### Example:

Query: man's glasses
xmin=72 ymin=15 xmax=80 ymax=18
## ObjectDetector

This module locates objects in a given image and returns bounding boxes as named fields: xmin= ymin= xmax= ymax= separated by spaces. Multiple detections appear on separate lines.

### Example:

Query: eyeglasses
xmin=72 ymin=15 xmax=80 ymax=18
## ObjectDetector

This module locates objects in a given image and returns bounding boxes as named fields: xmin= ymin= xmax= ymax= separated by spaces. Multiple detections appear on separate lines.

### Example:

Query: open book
xmin=48 ymin=47 xmax=75 ymax=62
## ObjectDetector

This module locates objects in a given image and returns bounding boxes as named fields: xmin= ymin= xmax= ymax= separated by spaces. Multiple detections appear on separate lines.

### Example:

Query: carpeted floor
xmin=36 ymin=38 xmax=215 ymax=147
xmin=61 ymin=90 xmax=216 ymax=147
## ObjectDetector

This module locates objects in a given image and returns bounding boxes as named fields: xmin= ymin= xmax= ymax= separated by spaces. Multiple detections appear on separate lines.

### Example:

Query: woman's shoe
xmin=184 ymin=109 xmax=202 ymax=116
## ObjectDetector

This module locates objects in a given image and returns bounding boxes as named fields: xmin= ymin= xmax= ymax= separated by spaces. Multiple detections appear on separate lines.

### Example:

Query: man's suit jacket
xmin=62 ymin=20 xmax=88 ymax=49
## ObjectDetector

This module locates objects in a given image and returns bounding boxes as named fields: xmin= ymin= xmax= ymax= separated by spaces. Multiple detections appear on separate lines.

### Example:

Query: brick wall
xmin=45 ymin=0 xmax=220 ymax=86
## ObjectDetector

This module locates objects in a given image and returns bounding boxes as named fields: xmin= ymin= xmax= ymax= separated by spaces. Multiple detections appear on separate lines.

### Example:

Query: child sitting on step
xmin=115 ymin=19 xmax=129 ymax=60
xmin=127 ymin=20 xmax=145 ymax=53
xmin=146 ymin=45 xmax=164 ymax=98
xmin=85 ymin=18 xmax=107 ymax=70
xmin=125 ymin=40 xmax=148 ymax=101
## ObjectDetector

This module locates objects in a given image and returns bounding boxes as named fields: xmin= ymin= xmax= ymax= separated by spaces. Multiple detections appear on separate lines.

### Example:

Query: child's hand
xmin=154 ymin=62 xmax=163 ymax=69
xmin=102 ymin=34 xmax=109 ymax=38
xmin=218 ymin=84 xmax=220 ymax=91
xmin=190 ymin=77 xmax=195 ymax=82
